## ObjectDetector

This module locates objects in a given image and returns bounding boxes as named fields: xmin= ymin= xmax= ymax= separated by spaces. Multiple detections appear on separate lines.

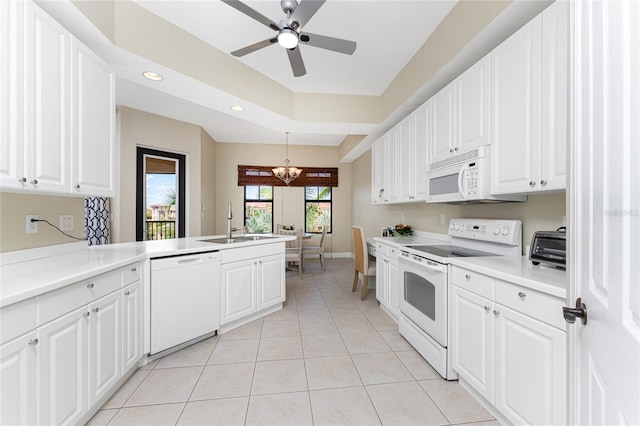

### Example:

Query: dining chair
xmin=352 ymin=226 xmax=376 ymax=300
xmin=303 ymin=225 xmax=328 ymax=270
xmin=280 ymin=228 xmax=303 ymax=277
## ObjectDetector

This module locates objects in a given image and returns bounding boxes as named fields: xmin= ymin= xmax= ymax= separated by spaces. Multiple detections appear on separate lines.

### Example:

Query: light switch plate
xmin=59 ymin=214 xmax=73 ymax=231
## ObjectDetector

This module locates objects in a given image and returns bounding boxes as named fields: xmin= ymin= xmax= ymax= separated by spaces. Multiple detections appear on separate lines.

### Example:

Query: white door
xmin=0 ymin=332 xmax=37 ymax=425
xmin=88 ymin=291 xmax=121 ymax=407
xmin=257 ymin=254 xmax=285 ymax=310
xmin=123 ymin=281 xmax=142 ymax=372
xmin=570 ymin=1 xmax=640 ymax=424
xmin=70 ymin=38 xmax=115 ymax=197
xmin=37 ymin=307 xmax=88 ymax=426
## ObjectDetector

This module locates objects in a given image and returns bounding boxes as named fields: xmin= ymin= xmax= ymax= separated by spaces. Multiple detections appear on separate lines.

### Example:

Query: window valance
xmin=238 ymin=165 xmax=339 ymax=187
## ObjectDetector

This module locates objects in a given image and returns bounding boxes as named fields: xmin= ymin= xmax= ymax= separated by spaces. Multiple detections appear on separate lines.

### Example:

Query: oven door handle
xmin=420 ymin=261 xmax=447 ymax=273
xmin=401 ymin=253 xmax=447 ymax=273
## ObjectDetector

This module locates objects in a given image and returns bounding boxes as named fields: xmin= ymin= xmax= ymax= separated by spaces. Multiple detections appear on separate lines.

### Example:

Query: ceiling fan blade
xmin=220 ymin=0 xmax=281 ymax=31
xmin=299 ymin=32 xmax=356 ymax=55
xmin=286 ymin=47 xmax=307 ymax=77
xmin=291 ymin=0 xmax=325 ymax=29
xmin=231 ymin=38 xmax=278 ymax=57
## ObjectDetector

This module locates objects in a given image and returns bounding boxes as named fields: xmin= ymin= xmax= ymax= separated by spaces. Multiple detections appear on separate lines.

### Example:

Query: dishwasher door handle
xmin=178 ymin=257 xmax=202 ymax=264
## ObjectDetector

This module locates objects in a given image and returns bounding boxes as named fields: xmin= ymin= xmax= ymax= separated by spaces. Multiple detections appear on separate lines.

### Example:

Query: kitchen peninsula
xmin=0 ymin=234 xmax=293 ymax=425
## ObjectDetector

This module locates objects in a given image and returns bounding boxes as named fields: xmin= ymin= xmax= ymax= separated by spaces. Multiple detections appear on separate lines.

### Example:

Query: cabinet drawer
xmin=122 ymin=263 xmax=141 ymax=286
xmin=495 ymin=279 xmax=566 ymax=330
xmin=387 ymin=246 xmax=400 ymax=261
xmin=452 ymin=267 xmax=494 ymax=299
xmin=0 ymin=298 xmax=37 ymax=345
xmin=375 ymin=242 xmax=389 ymax=257
xmin=38 ymin=269 xmax=121 ymax=325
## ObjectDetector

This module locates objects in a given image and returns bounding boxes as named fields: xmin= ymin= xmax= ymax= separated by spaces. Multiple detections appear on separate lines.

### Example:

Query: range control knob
xmin=449 ymin=224 xmax=455 ymax=230
xmin=501 ymin=226 xmax=510 ymax=236
xmin=493 ymin=227 xmax=500 ymax=235
xmin=454 ymin=224 xmax=460 ymax=231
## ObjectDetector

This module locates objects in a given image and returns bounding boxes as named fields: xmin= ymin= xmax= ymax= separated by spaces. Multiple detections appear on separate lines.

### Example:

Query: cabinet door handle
xmin=74 ymin=184 xmax=80 ymax=189
xmin=449 ymin=148 xmax=454 ymax=153
xmin=18 ymin=177 xmax=27 ymax=183
xmin=493 ymin=310 xmax=500 ymax=316
xmin=30 ymin=179 xmax=38 ymax=185
xmin=529 ymin=181 xmax=536 ymax=187
xmin=83 ymin=312 xmax=91 ymax=318
xmin=465 ymin=274 xmax=471 ymax=280
xmin=92 ymin=307 xmax=99 ymax=313
xmin=87 ymin=283 xmax=94 ymax=289
xmin=454 ymin=147 xmax=459 ymax=152
xmin=484 ymin=306 xmax=490 ymax=311
xmin=540 ymin=180 xmax=548 ymax=186
xmin=131 ymin=267 xmax=137 ymax=272
xmin=28 ymin=338 xmax=39 ymax=346
xmin=518 ymin=291 xmax=526 ymax=298
xmin=124 ymin=291 xmax=131 ymax=296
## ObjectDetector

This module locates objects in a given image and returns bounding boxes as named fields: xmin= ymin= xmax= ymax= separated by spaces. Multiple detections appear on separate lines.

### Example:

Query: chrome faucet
xmin=226 ymin=203 xmax=233 ymax=239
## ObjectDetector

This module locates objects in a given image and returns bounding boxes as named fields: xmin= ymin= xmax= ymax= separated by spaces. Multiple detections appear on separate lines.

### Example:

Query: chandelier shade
xmin=272 ymin=132 xmax=302 ymax=185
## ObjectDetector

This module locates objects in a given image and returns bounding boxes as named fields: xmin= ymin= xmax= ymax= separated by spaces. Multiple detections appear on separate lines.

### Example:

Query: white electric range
xmin=397 ymin=218 xmax=522 ymax=380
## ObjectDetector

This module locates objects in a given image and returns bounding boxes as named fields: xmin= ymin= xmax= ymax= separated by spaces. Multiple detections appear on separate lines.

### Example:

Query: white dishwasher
xmin=150 ymin=252 xmax=220 ymax=355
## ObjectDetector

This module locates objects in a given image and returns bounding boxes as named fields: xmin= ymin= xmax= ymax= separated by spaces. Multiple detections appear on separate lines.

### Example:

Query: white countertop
xmin=369 ymin=232 xmax=567 ymax=299
xmin=452 ymin=256 xmax=567 ymax=299
xmin=0 ymin=234 xmax=293 ymax=308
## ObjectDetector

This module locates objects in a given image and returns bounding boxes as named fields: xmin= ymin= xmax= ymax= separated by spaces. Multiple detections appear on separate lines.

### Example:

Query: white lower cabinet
xmin=374 ymin=241 xmax=400 ymax=320
xmin=88 ymin=291 xmax=121 ymax=408
xmin=451 ymin=267 xmax=566 ymax=425
xmin=122 ymin=281 xmax=142 ymax=372
xmin=0 ymin=332 xmax=37 ymax=425
xmin=0 ymin=262 xmax=143 ymax=426
xmin=37 ymin=306 xmax=88 ymax=425
xmin=220 ymin=245 xmax=285 ymax=326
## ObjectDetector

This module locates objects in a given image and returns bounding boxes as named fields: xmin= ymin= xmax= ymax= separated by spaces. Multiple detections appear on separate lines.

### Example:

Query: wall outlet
xmin=400 ymin=213 xmax=405 ymax=222
xmin=440 ymin=213 xmax=446 ymax=225
xmin=60 ymin=214 xmax=74 ymax=231
xmin=26 ymin=214 xmax=38 ymax=233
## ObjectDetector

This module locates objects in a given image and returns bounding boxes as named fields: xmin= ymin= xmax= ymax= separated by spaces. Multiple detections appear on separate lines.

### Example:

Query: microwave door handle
xmin=458 ymin=164 xmax=467 ymax=199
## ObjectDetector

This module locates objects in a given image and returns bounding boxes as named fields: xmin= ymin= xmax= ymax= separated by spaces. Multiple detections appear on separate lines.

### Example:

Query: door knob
xmin=563 ymin=297 xmax=588 ymax=325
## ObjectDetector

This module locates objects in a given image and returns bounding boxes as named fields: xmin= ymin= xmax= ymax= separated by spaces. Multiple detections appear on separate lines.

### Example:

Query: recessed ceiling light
xmin=143 ymin=71 xmax=163 ymax=81
xmin=230 ymin=105 xmax=245 ymax=112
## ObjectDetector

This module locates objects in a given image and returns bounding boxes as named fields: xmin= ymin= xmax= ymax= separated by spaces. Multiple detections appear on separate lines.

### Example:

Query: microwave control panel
xmin=463 ymin=163 xmax=479 ymax=196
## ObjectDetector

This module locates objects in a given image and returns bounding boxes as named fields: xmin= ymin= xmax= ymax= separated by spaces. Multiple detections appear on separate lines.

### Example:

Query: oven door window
xmin=404 ymin=271 xmax=436 ymax=320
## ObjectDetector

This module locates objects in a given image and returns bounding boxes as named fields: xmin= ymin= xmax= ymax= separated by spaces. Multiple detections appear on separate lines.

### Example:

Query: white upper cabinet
xmin=1 ymin=1 xmax=71 ymax=193
xmin=71 ymin=39 xmax=115 ymax=197
xmin=491 ymin=1 xmax=568 ymax=194
xmin=431 ymin=56 xmax=491 ymax=165
xmin=372 ymin=103 xmax=429 ymax=205
xmin=0 ymin=0 xmax=115 ymax=197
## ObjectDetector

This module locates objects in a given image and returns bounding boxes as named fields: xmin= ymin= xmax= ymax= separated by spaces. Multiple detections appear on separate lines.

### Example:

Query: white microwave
xmin=427 ymin=147 xmax=526 ymax=203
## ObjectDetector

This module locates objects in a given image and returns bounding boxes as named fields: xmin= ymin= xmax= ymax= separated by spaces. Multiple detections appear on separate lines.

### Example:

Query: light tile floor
xmin=88 ymin=258 xmax=499 ymax=426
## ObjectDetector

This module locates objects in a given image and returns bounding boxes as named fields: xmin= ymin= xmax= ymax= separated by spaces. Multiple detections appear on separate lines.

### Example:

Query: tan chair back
xmin=352 ymin=226 xmax=368 ymax=275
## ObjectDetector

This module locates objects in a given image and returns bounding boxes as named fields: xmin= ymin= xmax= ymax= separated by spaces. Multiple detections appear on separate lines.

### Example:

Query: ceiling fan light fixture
xmin=277 ymin=28 xmax=299 ymax=49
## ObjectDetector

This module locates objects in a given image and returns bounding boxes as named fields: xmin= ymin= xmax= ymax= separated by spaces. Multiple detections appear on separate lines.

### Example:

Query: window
xmin=305 ymin=186 xmax=332 ymax=233
xmin=244 ymin=186 xmax=273 ymax=233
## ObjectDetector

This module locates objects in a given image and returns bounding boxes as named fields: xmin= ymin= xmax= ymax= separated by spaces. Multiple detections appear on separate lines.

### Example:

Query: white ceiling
xmin=39 ymin=0 xmax=552 ymax=159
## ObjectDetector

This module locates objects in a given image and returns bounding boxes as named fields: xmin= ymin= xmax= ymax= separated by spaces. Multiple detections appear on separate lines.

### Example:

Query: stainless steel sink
xmin=199 ymin=235 xmax=275 ymax=244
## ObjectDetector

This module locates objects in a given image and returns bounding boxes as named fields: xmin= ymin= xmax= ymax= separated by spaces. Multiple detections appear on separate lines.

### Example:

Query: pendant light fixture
xmin=272 ymin=132 xmax=302 ymax=185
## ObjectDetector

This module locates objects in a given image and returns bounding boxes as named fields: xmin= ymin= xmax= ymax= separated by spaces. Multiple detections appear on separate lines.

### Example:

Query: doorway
xmin=136 ymin=147 xmax=186 ymax=241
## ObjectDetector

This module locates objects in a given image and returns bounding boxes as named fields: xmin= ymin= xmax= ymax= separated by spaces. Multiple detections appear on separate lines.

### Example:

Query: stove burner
xmin=406 ymin=245 xmax=496 ymax=258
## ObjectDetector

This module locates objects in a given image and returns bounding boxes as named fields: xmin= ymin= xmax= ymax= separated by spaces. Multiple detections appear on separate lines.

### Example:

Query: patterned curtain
xmin=85 ymin=197 xmax=110 ymax=245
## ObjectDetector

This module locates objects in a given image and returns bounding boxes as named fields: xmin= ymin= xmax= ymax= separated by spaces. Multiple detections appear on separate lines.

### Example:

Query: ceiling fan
xmin=221 ymin=0 xmax=357 ymax=77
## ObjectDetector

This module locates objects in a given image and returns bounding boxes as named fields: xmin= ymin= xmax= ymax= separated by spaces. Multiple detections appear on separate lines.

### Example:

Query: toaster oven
xmin=529 ymin=230 xmax=566 ymax=269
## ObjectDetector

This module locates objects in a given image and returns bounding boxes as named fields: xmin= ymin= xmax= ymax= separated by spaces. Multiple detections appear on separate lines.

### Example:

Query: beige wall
xmin=200 ymin=129 xmax=217 ymax=236
xmin=215 ymin=143 xmax=353 ymax=254
xmin=114 ymin=106 xmax=208 ymax=243
xmin=351 ymin=150 xmax=566 ymax=254
xmin=0 ymin=192 xmax=86 ymax=252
